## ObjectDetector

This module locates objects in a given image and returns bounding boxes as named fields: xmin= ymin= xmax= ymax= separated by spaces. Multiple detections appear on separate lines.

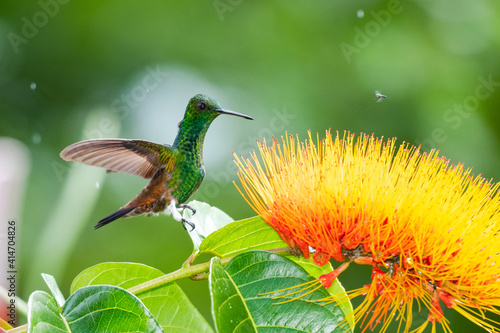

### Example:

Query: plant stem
xmin=127 ymin=256 xmax=231 ymax=295
xmin=128 ymin=248 xmax=292 ymax=295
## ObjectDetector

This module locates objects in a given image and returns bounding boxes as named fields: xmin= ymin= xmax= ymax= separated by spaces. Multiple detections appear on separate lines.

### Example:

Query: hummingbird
xmin=60 ymin=94 xmax=253 ymax=230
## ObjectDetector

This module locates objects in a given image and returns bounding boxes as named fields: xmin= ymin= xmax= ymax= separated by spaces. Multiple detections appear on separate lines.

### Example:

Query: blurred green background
xmin=1 ymin=1 xmax=499 ymax=332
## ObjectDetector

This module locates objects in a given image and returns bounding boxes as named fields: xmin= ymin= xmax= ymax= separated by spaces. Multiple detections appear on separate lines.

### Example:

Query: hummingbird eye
xmin=198 ymin=102 xmax=207 ymax=110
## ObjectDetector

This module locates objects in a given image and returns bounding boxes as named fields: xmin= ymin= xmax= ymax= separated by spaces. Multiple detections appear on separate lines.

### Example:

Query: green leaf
xmin=287 ymin=257 xmax=354 ymax=330
xmin=28 ymin=291 xmax=69 ymax=333
xmin=28 ymin=285 xmax=161 ymax=332
xmin=62 ymin=285 xmax=162 ymax=332
xmin=71 ymin=262 xmax=213 ymax=333
xmin=199 ymin=216 xmax=287 ymax=258
xmin=209 ymin=257 xmax=257 ymax=333
xmin=184 ymin=200 xmax=235 ymax=251
xmin=199 ymin=214 xmax=353 ymax=329
xmin=210 ymin=251 xmax=352 ymax=333
xmin=70 ymin=262 xmax=163 ymax=293
xmin=41 ymin=274 xmax=65 ymax=307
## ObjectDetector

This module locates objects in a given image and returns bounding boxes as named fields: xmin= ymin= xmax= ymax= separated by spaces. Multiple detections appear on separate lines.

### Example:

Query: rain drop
xmin=96 ymin=182 xmax=100 ymax=189
xmin=30 ymin=82 xmax=37 ymax=90
xmin=357 ymin=9 xmax=364 ymax=18
xmin=32 ymin=133 xmax=41 ymax=144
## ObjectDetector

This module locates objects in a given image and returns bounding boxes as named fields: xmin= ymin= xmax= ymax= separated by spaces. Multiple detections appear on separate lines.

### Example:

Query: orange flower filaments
xmin=234 ymin=130 xmax=500 ymax=333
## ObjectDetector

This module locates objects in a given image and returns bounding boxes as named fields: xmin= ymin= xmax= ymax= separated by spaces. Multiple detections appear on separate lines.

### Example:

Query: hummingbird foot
xmin=181 ymin=218 xmax=196 ymax=231
xmin=179 ymin=204 xmax=196 ymax=215
xmin=168 ymin=199 xmax=196 ymax=231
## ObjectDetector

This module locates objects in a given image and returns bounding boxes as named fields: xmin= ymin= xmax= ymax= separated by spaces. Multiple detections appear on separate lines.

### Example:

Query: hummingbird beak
xmin=216 ymin=109 xmax=253 ymax=120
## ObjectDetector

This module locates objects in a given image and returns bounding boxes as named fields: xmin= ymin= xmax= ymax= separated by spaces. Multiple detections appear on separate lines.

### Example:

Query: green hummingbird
xmin=60 ymin=94 xmax=253 ymax=230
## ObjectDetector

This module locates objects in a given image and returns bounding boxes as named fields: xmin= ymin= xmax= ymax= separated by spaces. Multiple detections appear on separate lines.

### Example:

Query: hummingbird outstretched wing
xmin=60 ymin=139 xmax=177 ymax=179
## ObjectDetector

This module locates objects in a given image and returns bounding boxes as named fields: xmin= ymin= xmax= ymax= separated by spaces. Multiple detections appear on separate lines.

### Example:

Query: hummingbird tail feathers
xmin=95 ymin=207 xmax=135 ymax=229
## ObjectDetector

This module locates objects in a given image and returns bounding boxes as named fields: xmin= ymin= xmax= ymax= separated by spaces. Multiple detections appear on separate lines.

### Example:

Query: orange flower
xmin=234 ymin=130 xmax=500 ymax=333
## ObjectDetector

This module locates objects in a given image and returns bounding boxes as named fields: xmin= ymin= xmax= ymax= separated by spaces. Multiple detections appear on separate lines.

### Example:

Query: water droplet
xmin=32 ymin=133 xmax=41 ymax=144
xmin=96 ymin=182 xmax=100 ymax=188
xmin=357 ymin=9 xmax=364 ymax=18
xmin=30 ymin=82 xmax=37 ymax=90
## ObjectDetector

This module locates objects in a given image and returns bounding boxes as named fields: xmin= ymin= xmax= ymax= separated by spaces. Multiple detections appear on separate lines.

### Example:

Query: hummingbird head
xmin=181 ymin=94 xmax=253 ymax=127
xmin=174 ymin=94 xmax=253 ymax=149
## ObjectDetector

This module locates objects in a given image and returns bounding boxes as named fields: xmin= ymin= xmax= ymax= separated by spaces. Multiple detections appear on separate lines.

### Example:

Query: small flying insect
xmin=375 ymin=90 xmax=387 ymax=102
